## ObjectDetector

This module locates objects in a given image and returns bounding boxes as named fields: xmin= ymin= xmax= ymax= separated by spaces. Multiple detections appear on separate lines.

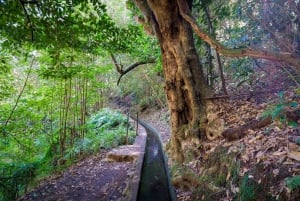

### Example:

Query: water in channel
xmin=137 ymin=123 xmax=174 ymax=201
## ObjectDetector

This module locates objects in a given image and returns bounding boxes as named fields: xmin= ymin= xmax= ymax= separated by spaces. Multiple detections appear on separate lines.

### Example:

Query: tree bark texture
xmin=134 ymin=0 xmax=209 ymax=162
xmin=133 ymin=0 xmax=300 ymax=162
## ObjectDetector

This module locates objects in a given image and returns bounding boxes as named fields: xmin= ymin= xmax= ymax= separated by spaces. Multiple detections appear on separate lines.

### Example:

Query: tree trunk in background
xmin=134 ymin=0 xmax=209 ymax=162
xmin=203 ymin=5 xmax=228 ymax=94
xmin=216 ymin=53 xmax=227 ymax=94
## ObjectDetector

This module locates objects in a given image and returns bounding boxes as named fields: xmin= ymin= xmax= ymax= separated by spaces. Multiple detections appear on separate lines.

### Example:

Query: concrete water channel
xmin=137 ymin=120 xmax=176 ymax=201
xmin=107 ymin=117 xmax=176 ymax=201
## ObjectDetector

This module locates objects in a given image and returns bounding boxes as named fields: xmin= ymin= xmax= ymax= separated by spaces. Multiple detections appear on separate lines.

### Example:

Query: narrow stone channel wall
xmin=106 ymin=120 xmax=147 ymax=201
xmin=106 ymin=119 xmax=176 ymax=201
xmin=137 ymin=120 xmax=176 ymax=201
xmin=127 ymin=124 xmax=147 ymax=201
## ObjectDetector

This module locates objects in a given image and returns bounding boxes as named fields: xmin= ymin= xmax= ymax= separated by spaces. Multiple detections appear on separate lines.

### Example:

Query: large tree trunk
xmin=134 ymin=0 xmax=209 ymax=162
xmin=133 ymin=0 xmax=300 ymax=161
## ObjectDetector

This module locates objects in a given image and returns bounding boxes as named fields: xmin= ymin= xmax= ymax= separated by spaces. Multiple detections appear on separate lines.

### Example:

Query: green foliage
xmin=0 ymin=49 xmax=135 ymax=201
xmin=86 ymin=108 xmax=135 ymax=149
xmin=237 ymin=174 xmax=256 ymax=201
xmin=126 ymin=0 xmax=142 ymax=19
xmin=0 ymin=0 xmax=147 ymax=59
xmin=262 ymin=91 xmax=299 ymax=127
xmin=0 ymin=53 xmax=14 ymax=100
xmin=229 ymin=58 xmax=253 ymax=79
xmin=115 ymin=60 xmax=165 ymax=111
xmin=225 ymin=58 xmax=259 ymax=91
xmin=0 ymin=162 xmax=38 ymax=201
xmin=296 ymin=88 xmax=300 ymax=95
xmin=89 ymin=108 xmax=128 ymax=129
xmin=285 ymin=175 xmax=300 ymax=191
xmin=0 ymin=1 xmax=154 ymax=200
xmin=63 ymin=108 xmax=136 ymax=158
xmin=193 ymin=0 xmax=231 ymax=30
xmin=0 ymin=107 xmax=135 ymax=200
xmin=235 ymin=167 xmax=277 ymax=201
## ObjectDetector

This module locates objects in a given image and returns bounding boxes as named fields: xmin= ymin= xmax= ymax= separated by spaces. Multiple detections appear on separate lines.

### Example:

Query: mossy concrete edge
xmin=126 ymin=123 xmax=147 ymax=201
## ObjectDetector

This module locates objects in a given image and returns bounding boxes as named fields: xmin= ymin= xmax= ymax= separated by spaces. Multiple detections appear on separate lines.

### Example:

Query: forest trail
xmin=17 ymin=150 xmax=133 ymax=201
xmin=17 ymin=107 xmax=171 ymax=201
xmin=17 ymin=116 xmax=148 ymax=201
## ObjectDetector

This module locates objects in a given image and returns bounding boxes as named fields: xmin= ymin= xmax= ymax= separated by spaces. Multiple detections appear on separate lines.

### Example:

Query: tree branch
xmin=110 ymin=54 xmax=123 ymax=74
xmin=246 ymin=10 xmax=292 ymax=53
xmin=110 ymin=54 xmax=156 ymax=85
xmin=1 ymin=56 xmax=36 ymax=152
xmin=18 ymin=0 xmax=34 ymax=42
xmin=203 ymin=2 xmax=227 ymax=94
xmin=3 ymin=56 xmax=35 ymax=130
xmin=116 ymin=60 xmax=154 ymax=85
xmin=133 ymin=0 xmax=163 ymax=40
xmin=176 ymin=0 xmax=300 ymax=70
xmin=20 ymin=0 xmax=38 ymax=4
xmin=133 ymin=0 xmax=153 ymax=25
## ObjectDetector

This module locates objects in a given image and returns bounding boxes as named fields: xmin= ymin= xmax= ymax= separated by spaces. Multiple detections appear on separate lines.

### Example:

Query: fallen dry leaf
xmin=272 ymin=151 xmax=287 ymax=156
xmin=273 ymin=169 xmax=280 ymax=176
xmin=288 ymin=151 xmax=300 ymax=161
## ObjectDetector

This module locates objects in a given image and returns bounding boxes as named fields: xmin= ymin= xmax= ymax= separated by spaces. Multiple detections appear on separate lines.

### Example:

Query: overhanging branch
xmin=176 ymin=0 xmax=300 ymax=70
xmin=18 ymin=0 xmax=35 ymax=42
xmin=110 ymin=54 xmax=156 ymax=85
xmin=110 ymin=54 xmax=123 ymax=74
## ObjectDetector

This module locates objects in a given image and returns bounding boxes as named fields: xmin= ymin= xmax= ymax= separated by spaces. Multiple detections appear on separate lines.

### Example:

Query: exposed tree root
xmin=222 ymin=108 xmax=300 ymax=141
xmin=222 ymin=116 xmax=273 ymax=141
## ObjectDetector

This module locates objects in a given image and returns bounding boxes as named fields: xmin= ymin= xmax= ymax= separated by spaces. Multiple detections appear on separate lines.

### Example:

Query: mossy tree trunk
xmin=134 ymin=0 xmax=209 ymax=162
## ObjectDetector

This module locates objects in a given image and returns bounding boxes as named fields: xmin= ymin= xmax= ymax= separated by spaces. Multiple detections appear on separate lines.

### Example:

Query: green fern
xmin=86 ymin=108 xmax=135 ymax=150
xmin=262 ymin=91 xmax=298 ymax=127
xmin=237 ymin=174 xmax=256 ymax=201
xmin=285 ymin=175 xmax=300 ymax=191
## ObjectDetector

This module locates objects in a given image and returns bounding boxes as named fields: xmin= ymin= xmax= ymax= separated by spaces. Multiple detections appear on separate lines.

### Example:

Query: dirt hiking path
xmin=18 ymin=151 xmax=134 ymax=201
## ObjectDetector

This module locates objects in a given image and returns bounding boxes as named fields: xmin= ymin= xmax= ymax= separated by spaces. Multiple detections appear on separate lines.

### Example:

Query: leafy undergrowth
xmin=173 ymin=89 xmax=300 ymax=201
xmin=0 ymin=108 xmax=135 ymax=201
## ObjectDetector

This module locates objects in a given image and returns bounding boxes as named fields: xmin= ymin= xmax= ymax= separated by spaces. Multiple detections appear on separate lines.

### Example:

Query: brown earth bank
xmin=135 ymin=67 xmax=300 ymax=200
xmin=170 ymin=93 xmax=300 ymax=201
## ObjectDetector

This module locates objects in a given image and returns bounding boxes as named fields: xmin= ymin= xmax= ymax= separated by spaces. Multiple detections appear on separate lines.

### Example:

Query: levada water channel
xmin=137 ymin=121 xmax=176 ymax=201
